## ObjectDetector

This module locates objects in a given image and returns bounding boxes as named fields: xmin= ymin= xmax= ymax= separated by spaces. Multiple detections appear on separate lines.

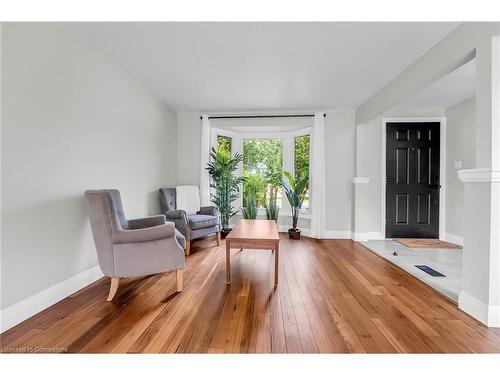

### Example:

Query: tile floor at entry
xmin=360 ymin=240 xmax=462 ymax=302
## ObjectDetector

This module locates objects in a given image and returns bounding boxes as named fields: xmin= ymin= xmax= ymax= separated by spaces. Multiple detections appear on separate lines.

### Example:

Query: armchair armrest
xmin=165 ymin=209 xmax=188 ymax=223
xmin=198 ymin=206 xmax=219 ymax=217
xmin=113 ymin=222 xmax=175 ymax=244
xmin=127 ymin=215 xmax=166 ymax=229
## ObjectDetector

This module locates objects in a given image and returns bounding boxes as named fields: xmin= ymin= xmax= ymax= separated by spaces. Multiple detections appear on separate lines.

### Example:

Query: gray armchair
xmin=85 ymin=189 xmax=185 ymax=301
xmin=159 ymin=188 xmax=220 ymax=255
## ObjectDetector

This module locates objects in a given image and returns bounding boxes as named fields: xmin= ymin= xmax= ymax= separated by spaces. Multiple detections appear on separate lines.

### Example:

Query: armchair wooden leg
xmin=107 ymin=277 xmax=119 ymax=302
xmin=216 ymin=231 xmax=221 ymax=246
xmin=176 ymin=269 xmax=183 ymax=292
xmin=185 ymin=240 xmax=191 ymax=256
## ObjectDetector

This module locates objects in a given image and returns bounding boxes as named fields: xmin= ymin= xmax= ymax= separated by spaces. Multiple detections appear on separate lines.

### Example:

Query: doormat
xmin=415 ymin=265 xmax=446 ymax=277
xmin=393 ymin=239 xmax=462 ymax=249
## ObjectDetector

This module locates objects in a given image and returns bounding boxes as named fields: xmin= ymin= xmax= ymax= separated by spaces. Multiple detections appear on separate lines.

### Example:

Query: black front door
xmin=386 ymin=122 xmax=440 ymax=238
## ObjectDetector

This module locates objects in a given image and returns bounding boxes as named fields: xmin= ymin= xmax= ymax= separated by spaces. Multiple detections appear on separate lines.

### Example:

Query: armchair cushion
xmin=113 ymin=222 xmax=176 ymax=244
xmin=198 ymin=206 xmax=219 ymax=217
xmin=164 ymin=209 xmax=188 ymax=223
xmin=188 ymin=214 xmax=218 ymax=230
xmin=127 ymin=215 xmax=166 ymax=229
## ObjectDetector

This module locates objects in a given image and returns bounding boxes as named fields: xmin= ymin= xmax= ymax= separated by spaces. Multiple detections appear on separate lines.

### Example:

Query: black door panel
xmin=386 ymin=123 xmax=440 ymax=238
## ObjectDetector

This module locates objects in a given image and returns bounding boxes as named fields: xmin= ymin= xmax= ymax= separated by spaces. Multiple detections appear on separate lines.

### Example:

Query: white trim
xmin=322 ymin=230 xmax=353 ymax=239
xmin=459 ymin=291 xmax=500 ymax=327
xmin=353 ymin=231 xmax=384 ymax=242
xmin=457 ymin=168 xmax=500 ymax=183
xmin=444 ymin=232 xmax=464 ymax=246
xmin=276 ymin=227 xmax=354 ymax=240
xmin=0 ymin=265 xmax=104 ymax=333
xmin=352 ymin=176 xmax=370 ymax=184
xmin=381 ymin=117 xmax=447 ymax=240
xmin=199 ymin=114 xmax=211 ymax=206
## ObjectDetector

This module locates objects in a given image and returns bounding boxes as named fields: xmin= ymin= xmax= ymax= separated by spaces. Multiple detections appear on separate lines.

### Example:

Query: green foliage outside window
xmin=242 ymin=138 xmax=283 ymax=209
xmin=294 ymin=135 xmax=310 ymax=209
xmin=294 ymin=135 xmax=310 ymax=180
xmin=217 ymin=135 xmax=232 ymax=155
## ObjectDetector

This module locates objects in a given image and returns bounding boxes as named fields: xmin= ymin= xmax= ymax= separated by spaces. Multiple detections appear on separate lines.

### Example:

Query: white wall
xmin=445 ymin=98 xmax=476 ymax=242
xmin=1 ymin=23 xmax=178 ymax=310
xmin=176 ymin=113 xmax=202 ymax=186
xmin=176 ymin=110 xmax=356 ymax=235
xmin=324 ymin=111 xmax=356 ymax=234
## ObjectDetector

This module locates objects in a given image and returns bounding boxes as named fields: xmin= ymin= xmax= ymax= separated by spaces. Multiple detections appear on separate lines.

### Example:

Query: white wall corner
xmin=458 ymin=291 xmax=500 ymax=327
xmin=353 ymin=232 xmax=368 ymax=241
xmin=444 ymin=232 xmax=464 ymax=246
xmin=0 ymin=265 xmax=104 ymax=333
xmin=352 ymin=176 xmax=370 ymax=184
xmin=353 ymin=231 xmax=383 ymax=242
xmin=457 ymin=168 xmax=500 ymax=183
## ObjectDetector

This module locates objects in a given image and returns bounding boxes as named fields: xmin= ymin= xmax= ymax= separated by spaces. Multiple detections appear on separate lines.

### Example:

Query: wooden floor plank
xmin=2 ymin=235 xmax=500 ymax=353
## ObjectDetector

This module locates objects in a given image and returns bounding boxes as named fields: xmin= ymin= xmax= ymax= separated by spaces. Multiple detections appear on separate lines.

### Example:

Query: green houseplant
xmin=242 ymin=171 xmax=265 ymax=219
xmin=281 ymin=171 xmax=309 ymax=239
xmin=242 ymin=193 xmax=258 ymax=219
xmin=206 ymin=146 xmax=244 ymax=238
xmin=265 ymin=187 xmax=279 ymax=222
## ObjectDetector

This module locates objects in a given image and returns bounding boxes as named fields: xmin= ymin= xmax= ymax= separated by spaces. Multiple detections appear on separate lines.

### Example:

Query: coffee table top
xmin=226 ymin=219 xmax=280 ymax=241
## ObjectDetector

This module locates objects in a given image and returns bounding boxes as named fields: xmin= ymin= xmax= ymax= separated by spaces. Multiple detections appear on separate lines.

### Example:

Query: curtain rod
xmin=200 ymin=114 xmax=326 ymax=120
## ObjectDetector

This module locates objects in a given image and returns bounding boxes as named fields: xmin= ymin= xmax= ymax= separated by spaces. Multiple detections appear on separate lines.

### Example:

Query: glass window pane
xmin=242 ymin=138 xmax=283 ymax=208
xmin=294 ymin=134 xmax=310 ymax=210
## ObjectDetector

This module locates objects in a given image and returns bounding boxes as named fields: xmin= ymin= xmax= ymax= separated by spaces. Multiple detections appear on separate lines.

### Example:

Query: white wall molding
xmin=457 ymin=168 xmax=500 ymax=183
xmin=0 ymin=265 xmax=104 ymax=333
xmin=353 ymin=231 xmax=384 ymax=242
xmin=444 ymin=232 xmax=464 ymax=246
xmin=322 ymin=230 xmax=353 ymax=239
xmin=352 ymin=176 xmax=370 ymax=184
xmin=459 ymin=291 xmax=500 ymax=327
xmin=277 ymin=226 xmax=353 ymax=240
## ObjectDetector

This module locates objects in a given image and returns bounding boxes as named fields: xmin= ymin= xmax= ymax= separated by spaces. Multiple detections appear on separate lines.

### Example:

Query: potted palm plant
xmin=281 ymin=171 xmax=309 ymax=239
xmin=206 ymin=146 xmax=244 ymax=238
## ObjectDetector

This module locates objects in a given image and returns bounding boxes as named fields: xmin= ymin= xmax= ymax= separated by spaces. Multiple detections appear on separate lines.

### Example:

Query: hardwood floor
xmin=2 ymin=235 xmax=500 ymax=353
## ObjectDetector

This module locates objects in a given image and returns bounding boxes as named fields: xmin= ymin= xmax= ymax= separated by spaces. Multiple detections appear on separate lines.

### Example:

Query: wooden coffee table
xmin=225 ymin=219 xmax=280 ymax=287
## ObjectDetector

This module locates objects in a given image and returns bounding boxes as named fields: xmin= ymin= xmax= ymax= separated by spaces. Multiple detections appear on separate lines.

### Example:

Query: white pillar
xmin=458 ymin=35 xmax=500 ymax=327
xmin=310 ymin=112 xmax=326 ymax=238
xmin=199 ymin=114 xmax=211 ymax=207
xmin=352 ymin=122 xmax=375 ymax=241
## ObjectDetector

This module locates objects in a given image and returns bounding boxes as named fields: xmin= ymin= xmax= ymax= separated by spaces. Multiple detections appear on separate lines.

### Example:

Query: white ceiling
xmin=400 ymin=58 xmax=476 ymax=108
xmin=73 ymin=22 xmax=459 ymax=113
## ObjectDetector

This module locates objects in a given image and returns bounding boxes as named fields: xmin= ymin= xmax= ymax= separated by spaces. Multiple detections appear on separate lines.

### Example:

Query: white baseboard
xmin=444 ymin=232 xmax=464 ymax=246
xmin=0 ymin=265 xmax=104 ymax=333
xmin=322 ymin=230 xmax=353 ymax=239
xmin=277 ymin=226 xmax=352 ymax=239
xmin=458 ymin=291 xmax=500 ymax=327
xmin=353 ymin=231 xmax=384 ymax=242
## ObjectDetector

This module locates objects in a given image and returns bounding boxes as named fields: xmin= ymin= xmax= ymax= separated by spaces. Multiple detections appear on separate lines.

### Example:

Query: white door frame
xmin=381 ymin=117 xmax=447 ymax=240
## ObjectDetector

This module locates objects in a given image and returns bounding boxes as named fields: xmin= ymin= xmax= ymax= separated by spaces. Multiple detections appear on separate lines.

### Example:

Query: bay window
xmin=211 ymin=127 xmax=311 ymax=217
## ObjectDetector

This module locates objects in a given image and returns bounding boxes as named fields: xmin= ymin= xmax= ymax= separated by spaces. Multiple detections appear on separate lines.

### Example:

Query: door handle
xmin=429 ymin=184 xmax=441 ymax=189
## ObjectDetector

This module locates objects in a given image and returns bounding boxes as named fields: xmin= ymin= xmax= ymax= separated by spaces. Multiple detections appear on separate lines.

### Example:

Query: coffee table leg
xmin=226 ymin=240 xmax=231 ymax=284
xmin=274 ymin=241 xmax=279 ymax=287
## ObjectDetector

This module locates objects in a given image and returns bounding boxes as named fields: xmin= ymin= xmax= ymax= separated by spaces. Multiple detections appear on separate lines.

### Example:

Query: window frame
xmin=210 ymin=127 xmax=311 ymax=219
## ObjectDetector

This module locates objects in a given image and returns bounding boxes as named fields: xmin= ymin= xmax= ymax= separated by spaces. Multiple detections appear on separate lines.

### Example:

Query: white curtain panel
xmin=310 ymin=112 xmax=326 ymax=238
xmin=199 ymin=114 xmax=211 ymax=207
